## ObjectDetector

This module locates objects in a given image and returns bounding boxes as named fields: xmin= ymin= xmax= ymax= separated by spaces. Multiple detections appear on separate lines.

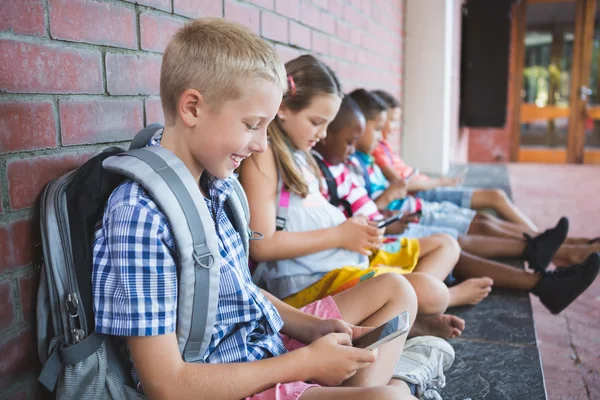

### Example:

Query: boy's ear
xmin=178 ymin=89 xmax=205 ymax=127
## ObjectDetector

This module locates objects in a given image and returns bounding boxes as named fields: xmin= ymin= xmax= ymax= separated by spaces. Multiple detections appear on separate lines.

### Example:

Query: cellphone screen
xmin=352 ymin=311 xmax=410 ymax=350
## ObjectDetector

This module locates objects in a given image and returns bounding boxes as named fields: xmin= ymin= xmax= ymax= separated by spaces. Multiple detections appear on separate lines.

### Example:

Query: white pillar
xmin=403 ymin=0 xmax=460 ymax=175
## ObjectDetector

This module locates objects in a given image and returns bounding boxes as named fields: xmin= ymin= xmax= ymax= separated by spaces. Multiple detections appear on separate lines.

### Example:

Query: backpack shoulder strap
xmin=350 ymin=154 xmax=372 ymax=196
xmin=129 ymin=123 xmax=164 ymax=150
xmin=275 ymin=173 xmax=289 ymax=231
xmin=103 ymin=146 xmax=219 ymax=363
xmin=313 ymin=154 xmax=354 ymax=217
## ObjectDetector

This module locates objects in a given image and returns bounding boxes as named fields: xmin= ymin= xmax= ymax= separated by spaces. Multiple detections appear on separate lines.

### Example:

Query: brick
xmin=289 ymin=22 xmax=311 ymax=50
xmin=312 ymin=0 xmax=329 ymax=9
xmin=311 ymin=30 xmax=329 ymax=55
xmin=174 ymin=0 xmax=223 ymax=19
xmin=328 ymin=0 xmax=346 ymax=20
xmin=49 ymin=0 xmax=136 ymax=49
xmin=18 ymin=273 xmax=38 ymax=323
xmin=145 ymin=98 xmax=165 ymax=125
xmin=60 ymin=99 xmax=144 ymax=146
xmin=225 ymin=1 xmax=260 ymax=34
xmin=0 ymin=40 xmax=103 ymax=94
xmin=122 ymin=0 xmax=171 ymax=12
xmin=261 ymin=11 xmax=288 ymax=43
xmin=247 ymin=0 xmax=274 ymax=9
xmin=0 ymin=329 xmax=38 ymax=391
xmin=336 ymin=21 xmax=351 ymax=42
xmin=350 ymin=28 xmax=362 ymax=46
xmin=141 ymin=13 xmax=184 ymax=53
xmin=0 ymin=0 xmax=45 ymax=36
xmin=0 ymin=102 xmax=57 ymax=153
xmin=7 ymin=153 xmax=90 ymax=211
xmin=0 ymin=281 xmax=14 ymax=332
xmin=275 ymin=0 xmax=299 ymax=20
xmin=300 ymin=2 xmax=320 ymax=30
xmin=0 ymin=220 xmax=32 ymax=272
xmin=106 ymin=53 xmax=162 ymax=95
xmin=319 ymin=11 xmax=336 ymax=35
xmin=275 ymin=44 xmax=301 ymax=64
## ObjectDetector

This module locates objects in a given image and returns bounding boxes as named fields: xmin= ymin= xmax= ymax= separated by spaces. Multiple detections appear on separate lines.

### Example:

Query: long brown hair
xmin=268 ymin=55 xmax=342 ymax=197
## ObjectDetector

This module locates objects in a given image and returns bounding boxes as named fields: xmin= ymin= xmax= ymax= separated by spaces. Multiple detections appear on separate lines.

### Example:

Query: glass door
xmin=581 ymin=0 xmax=600 ymax=163
xmin=518 ymin=0 xmax=579 ymax=163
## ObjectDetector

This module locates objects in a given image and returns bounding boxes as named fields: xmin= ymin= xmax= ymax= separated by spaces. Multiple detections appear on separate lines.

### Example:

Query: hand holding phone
xmin=352 ymin=311 xmax=410 ymax=350
xmin=377 ymin=213 xmax=404 ymax=229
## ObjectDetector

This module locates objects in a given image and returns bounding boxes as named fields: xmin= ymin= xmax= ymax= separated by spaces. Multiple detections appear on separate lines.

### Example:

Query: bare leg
xmin=457 ymin=233 xmax=600 ymax=266
xmin=454 ymin=251 xmax=540 ymax=290
xmin=458 ymin=234 xmax=526 ymax=258
xmin=412 ymin=234 xmax=461 ymax=280
xmin=300 ymin=385 xmax=416 ymax=400
xmin=467 ymin=213 xmax=534 ymax=239
xmin=333 ymin=274 xmax=417 ymax=387
xmin=470 ymin=189 xmax=539 ymax=232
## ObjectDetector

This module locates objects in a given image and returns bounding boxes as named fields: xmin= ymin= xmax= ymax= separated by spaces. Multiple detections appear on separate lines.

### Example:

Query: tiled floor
xmin=508 ymin=164 xmax=600 ymax=400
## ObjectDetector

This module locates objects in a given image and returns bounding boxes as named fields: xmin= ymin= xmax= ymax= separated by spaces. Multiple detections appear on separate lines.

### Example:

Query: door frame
xmin=509 ymin=0 xmax=599 ymax=163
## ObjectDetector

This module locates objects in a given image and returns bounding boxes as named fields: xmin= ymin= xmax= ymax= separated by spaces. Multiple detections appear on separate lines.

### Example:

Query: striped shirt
xmin=312 ymin=151 xmax=382 ymax=220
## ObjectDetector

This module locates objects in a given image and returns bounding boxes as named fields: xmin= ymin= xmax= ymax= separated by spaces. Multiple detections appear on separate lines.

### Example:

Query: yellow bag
xmin=283 ymin=237 xmax=419 ymax=308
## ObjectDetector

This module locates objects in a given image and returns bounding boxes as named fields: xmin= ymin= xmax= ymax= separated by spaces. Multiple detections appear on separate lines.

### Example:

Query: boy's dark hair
xmin=328 ymin=95 xmax=364 ymax=135
xmin=348 ymin=89 xmax=388 ymax=120
xmin=373 ymin=89 xmax=400 ymax=108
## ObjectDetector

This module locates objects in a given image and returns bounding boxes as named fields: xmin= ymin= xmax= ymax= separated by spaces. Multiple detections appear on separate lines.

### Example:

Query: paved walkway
xmin=508 ymin=164 xmax=600 ymax=400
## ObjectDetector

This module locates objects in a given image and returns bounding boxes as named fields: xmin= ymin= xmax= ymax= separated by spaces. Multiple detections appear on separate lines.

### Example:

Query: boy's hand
xmin=387 ymin=180 xmax=408 ymax=199
xmin=439 ymin=176 xmax=462 ymax=187
xmin=303 ymin=333 xmax=378 ymax=386
xmin=335 ymin=216 xmax=384 ymax=256
xmin=308 ymin=319 xmax=374 ymax=343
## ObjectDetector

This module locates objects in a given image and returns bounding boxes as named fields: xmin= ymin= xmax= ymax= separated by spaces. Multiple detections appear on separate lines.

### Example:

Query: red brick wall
xmin=0 ymin=0 xmax=405 ymax=397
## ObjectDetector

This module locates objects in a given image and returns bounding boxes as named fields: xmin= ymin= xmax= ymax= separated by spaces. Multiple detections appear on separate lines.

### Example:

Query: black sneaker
xmin=523 ymin=217 xmax=569 ymax=272
xmin=532 ymin=252 xmax=599 ymax=314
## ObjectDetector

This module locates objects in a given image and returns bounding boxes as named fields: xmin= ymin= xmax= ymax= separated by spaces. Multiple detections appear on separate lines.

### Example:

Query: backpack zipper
xmin=54 ymin=172 xmax=87 ymax=343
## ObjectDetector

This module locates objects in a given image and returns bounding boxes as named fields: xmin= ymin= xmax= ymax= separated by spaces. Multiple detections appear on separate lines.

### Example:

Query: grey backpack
xmin=37 ymin=125 xmax=257 ymax=399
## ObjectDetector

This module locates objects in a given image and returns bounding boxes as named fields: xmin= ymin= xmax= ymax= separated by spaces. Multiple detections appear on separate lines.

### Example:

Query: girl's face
xmin=356 ymin=110 xmax=387 ymax=154
xmin=382 ymin=107 xmax=401 ymax=140
xmin=277 ymin=93 xmax=342 ymax=152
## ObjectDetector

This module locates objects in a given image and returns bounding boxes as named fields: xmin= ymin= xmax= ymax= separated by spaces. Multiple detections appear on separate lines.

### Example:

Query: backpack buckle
xmin=193 ymin=245 xmax=214 ymax=268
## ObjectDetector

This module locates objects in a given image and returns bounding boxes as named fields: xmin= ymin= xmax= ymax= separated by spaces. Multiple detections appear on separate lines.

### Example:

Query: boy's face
xmin=316 ymin=111 xmax=366 ymax=165
xmin=188 ymin=78 xmax=283 ymax=179
xmin=382 ymin=107 xmax=401 ymax=140
xmin=356 ymin=110 xmax=387 ymax=154
xmin=278 ymin=93 xmax=342 ymax=152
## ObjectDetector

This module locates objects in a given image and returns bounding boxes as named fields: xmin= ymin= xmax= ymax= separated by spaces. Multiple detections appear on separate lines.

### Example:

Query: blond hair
xmin=268 ymin=55 xmax=342 ymax=197
xmin=160 ymin=18 xmax=287 ymax=124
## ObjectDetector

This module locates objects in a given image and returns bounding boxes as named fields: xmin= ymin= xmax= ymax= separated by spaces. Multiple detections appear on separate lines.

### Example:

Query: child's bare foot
xmin=448 ymin=277 xmax=493 ymax=307
xmin=409 ymin=314 xmax=465 ymax=339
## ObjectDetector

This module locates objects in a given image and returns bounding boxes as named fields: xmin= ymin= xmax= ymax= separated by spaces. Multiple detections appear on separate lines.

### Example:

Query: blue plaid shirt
xmin=92 ymin=135 xmax=286 ymax=378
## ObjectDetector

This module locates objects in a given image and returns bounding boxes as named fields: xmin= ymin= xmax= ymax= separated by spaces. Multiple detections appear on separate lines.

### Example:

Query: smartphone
xmin=404 ymin=168 xmax=419 ymax=182
xmin=377 ymin=213 xmax=404 ymax=229
xmin=352 ymin=311 xmax=410 ymax=350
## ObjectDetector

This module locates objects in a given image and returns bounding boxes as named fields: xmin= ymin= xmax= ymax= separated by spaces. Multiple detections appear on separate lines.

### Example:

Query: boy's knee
xmin=379 ymin=273 xmax=418 ymax=315
xmin=488 ymin=189 xmax=508 ymax=204
xmin=432 ymin=233 xmax=461 ymax=260
xmin=406 ymin=272 xmax=449 ymax=315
